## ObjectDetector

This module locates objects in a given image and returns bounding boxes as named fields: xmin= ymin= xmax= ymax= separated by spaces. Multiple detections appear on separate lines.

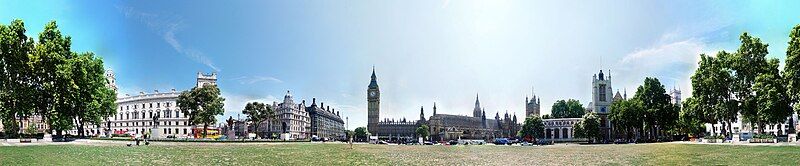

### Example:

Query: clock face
xmin=369 ymin=91 xmax=377 ymax=97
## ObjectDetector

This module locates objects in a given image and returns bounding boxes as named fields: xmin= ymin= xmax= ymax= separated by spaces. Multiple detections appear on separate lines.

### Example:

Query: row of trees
xmin=684 ymin=25 xmax=800 ymax=137
xmin=0 ymin=20 xmax=116 ymax=138
xmin=608 ymin=77 xmax=679 ymax=142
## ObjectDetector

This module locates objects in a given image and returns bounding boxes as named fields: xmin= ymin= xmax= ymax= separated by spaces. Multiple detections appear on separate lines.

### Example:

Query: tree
xmin=550 ymin=99 xmax=585 ymax=118
xmin=633 ymin=77 xmax=675 ymax=139
xmin=785 ymin=24 xmax=800 ymax=134
xmin=677 ymin=97 xmax=706 ymax=137
xmin=753 ymin=58 xmax=792 ymax=133
xmin=691 ymin=53 xmax=735 ymax=136
xmin=0 ymin=20 xmax=38 ymax=138
xmin=354 ymin=127 xmax=370 ymax=142
xmin=177 ymin=84 xmax=225 ymax=138
xmin=67 ymin=52 xmax=117 ymax=137
xmin=729 ymin=33 xmax=770 ymax=134
xmin=416 ymin=125 xmax=429 ymax=140
xmin=242 ymin=102 xmax=274 ymax=139
xmin=609 ymin=98 xmax=643 ymax=142
xmin=517 ymin=115 xmax=544 ymax=142
xmin=574 ymin=112 xmax=600 ymax=143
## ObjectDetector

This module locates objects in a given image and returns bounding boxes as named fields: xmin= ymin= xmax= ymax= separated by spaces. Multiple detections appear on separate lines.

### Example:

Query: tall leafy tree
xmin=609 ymin=99 xmax=643 ymax=142
xmin=68 ymin=52 xmax=117 ymax=137
xmin=29 ymin=21 xmax=77 ymax=136
xmin=729 ymin=33 xmax=770 ymax=133
xmin=633 ymin=77 xmax=675 ymax=139
xmin=517 ymin=115 xmax=545 ymax=142
xmin=573 ymin=112 xmax=600 ymax=143
xmin=0 ymin=19 xmax=35 ymax=138
xmin=177 ymin=84 xmax=225 ymax=138
xmin=550 ymin=99 xmax=585 ymax=118
xmin=242 ymin=102 xmax=274 ymax=138
xmin=753 ymin=58 xmax=792 ymax=133
xmin=677 ymin=97 xmax=705 ymax=136
xmin=691 ymin=53 xmax=734 ymax=136
xmin=785 ymin=24 xmax=800 ymax=134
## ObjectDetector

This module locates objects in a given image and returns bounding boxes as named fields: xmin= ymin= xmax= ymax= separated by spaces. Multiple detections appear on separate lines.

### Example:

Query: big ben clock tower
xmin=367 ymin=67 xmax=380 ymax=135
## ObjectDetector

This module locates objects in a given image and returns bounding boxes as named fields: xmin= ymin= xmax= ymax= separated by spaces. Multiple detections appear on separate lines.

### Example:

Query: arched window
xmin=562 ymin=128 xmax=569 ymax=138
xmin=175 ymin=110 xmax=180 ymax=118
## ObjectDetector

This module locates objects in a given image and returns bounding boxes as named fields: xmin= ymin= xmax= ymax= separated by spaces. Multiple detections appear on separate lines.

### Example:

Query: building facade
xmin=266 ymin=91 xmax=311 ymax=140
xmin=543 ymin=118 xmax=582 ymax=141
xmin=307 ymin=98 xmax=346 ymax=141
xmin=82 ymin=72 xmax=217 ymax=138
xmin=366 ymin=68 xmax=519 ymax=142
xmin=591 ymin=70 xmax=614 ymax=142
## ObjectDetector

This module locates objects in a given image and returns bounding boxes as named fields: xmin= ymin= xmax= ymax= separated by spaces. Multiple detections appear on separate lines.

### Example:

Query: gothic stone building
xmin=367 ymin=68 xmax=519 ymax=142
xmin=306 ymin=98 xmax=346 ymax=141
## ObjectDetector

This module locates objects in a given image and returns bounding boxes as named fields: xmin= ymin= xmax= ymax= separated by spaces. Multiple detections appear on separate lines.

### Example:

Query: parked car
xmin=423 ymin=141 xmax=436 ymax=145
xmin=448 ymin=140 xmax=459 ymax=145
xmin=493 ymin=138 xmax=510 ymax=145
xmin=520 ymin=141 xmax=534 ymax=146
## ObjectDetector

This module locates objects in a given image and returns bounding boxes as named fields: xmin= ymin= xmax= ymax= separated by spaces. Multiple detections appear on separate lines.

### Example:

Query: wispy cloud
xmin=117 ymin=5 xmax=220 ymax=71
xmin=232 ymin=76 xmax=283 ymax=84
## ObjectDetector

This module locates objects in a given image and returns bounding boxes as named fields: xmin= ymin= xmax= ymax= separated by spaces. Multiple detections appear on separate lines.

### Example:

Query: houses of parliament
xmin=367 ymin=68 xmax=530 ymax=141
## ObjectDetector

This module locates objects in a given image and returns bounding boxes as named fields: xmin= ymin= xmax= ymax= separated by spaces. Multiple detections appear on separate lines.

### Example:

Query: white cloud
xmin=117 ymin=5 xmax=220 ymax=71
xmin=231 ymin=76 xmax=283 ymax=84
xmin=616 ymin=38 xmax=706 ymax=98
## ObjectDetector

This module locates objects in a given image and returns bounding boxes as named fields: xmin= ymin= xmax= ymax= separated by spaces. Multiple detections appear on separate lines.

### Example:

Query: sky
xmin=2 ymin=0 xmax=800 ymax=130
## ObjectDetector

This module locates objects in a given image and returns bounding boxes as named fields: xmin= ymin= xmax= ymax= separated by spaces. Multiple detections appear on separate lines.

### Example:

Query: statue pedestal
xmin=150 ymin=128 xmax=162 ymax=139
xmin=41 ymin=134 xmax=53 ymax=142
xmin=226 ymin=130 xmax=235 ymax=140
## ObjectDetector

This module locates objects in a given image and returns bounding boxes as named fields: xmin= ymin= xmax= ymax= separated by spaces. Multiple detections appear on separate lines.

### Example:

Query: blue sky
xmin=2 ymin=1 xmax=799 ymax=130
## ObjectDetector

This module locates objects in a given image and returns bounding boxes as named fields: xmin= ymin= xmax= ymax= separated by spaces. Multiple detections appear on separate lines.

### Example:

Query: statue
xmin=226 ymin=116 xmax=236 ymax=139
xmin=153 ymin=111 xmax=160 ymax=128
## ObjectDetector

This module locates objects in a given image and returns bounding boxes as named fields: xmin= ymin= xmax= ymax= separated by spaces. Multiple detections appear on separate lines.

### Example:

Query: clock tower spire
xmin=367 ymin=67 xmax=380 ymax=135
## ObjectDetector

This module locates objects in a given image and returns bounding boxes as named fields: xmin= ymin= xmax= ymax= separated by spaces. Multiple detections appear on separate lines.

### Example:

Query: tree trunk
xmin=203 ymin=124 xmax=208 ymax=138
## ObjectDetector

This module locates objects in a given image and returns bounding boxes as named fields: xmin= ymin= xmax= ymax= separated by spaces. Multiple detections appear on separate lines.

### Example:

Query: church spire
xmin=473 ymin=93 xmax=482 ymax=117
xmin=433 ymin=102 xmax=437 ymax=115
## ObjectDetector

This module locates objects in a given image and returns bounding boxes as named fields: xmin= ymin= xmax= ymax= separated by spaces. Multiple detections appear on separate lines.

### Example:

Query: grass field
xmin=0 ymin=142 xmax=798 ymax=165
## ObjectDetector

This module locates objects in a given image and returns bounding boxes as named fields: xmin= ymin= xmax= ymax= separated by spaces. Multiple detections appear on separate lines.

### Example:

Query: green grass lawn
xmin=0 ymin=143 xmax=798 ymax=165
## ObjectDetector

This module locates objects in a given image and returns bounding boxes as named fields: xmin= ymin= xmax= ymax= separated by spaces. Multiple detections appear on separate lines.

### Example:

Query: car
xmin=520 ymin=141 xmax=534 ymax=146
xmin=377 ymin=140 xmax=388 ymax=144
xmin=448 ymin=140 xmax=459 ymax=145
xmin=493 ymin=138 xmax=509 ymax=145
xmin=423 ymin=141 xmax=436 ymax=145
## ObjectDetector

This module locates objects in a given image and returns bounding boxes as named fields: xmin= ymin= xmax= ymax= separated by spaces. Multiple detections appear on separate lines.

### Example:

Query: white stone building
xmin=265 ymin=91 xmax=311 ymax=140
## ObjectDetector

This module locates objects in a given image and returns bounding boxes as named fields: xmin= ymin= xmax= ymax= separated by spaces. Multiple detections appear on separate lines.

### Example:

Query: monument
xmin=226 ymin=116 xmax=236 ymax=139
xmin=150 ymin=112 xmax=161 ymax=138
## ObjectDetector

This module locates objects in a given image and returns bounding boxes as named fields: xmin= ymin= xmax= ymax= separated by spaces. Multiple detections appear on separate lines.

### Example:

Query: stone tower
xmin=670 ymin=87 xmax=682 ymax=105
xmin=592 ymin=69 xmax=613 ymax=142
xmin=525 ymin=91 xmax=541 ymax=117
xmin=105 ymin=69 xmax=118 ymax=92
xmin=197 ymin=72 xmax=218 ymax=88
xmin=367 ymin=67 xmax=380 ymax=135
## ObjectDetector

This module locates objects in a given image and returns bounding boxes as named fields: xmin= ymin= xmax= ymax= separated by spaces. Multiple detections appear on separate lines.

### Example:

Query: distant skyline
xmin=2 ymin=1 xmax=800 ymax=130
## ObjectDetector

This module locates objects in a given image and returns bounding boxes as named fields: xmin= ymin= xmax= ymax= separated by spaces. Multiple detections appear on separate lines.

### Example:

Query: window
xmin=599 ymin=84 xmax=607 ymax=102
xmin=175 ymin=110 xmax=180 ymax=118
xmin=150 ymin=103 xmax=153 ymax=108
xmin=157 ymin=103 xmax=160 ymax=108
xmin=183 ymin=129 xmax=187 ymax=134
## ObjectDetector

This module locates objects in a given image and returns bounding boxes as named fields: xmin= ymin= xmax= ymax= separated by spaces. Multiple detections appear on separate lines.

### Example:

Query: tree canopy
xmin=517 ymin=115 xmax=545 ymax=142
xmin=177 ymin=84 xmax=225 ymax=138
xmin=550 ymin=99 xmax=585 ymax=118
xmin=242 ymin=102 xmax=274 ymax=139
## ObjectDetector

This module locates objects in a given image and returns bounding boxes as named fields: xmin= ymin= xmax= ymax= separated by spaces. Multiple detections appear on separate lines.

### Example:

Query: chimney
xmin=327 ymin=106 xmax=330 ymax=111
xmin=337 ymin=111 xmax=340 ymax=116
xmin=171 ymin=88 xmax=176 ymax=92
xmin=139 ymin=91 xmax=145 ymax=95
xmin=154 ymin=90 xmax=159 ymax=93
xmin=321 ymin=102 xmax=324 ymax=108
